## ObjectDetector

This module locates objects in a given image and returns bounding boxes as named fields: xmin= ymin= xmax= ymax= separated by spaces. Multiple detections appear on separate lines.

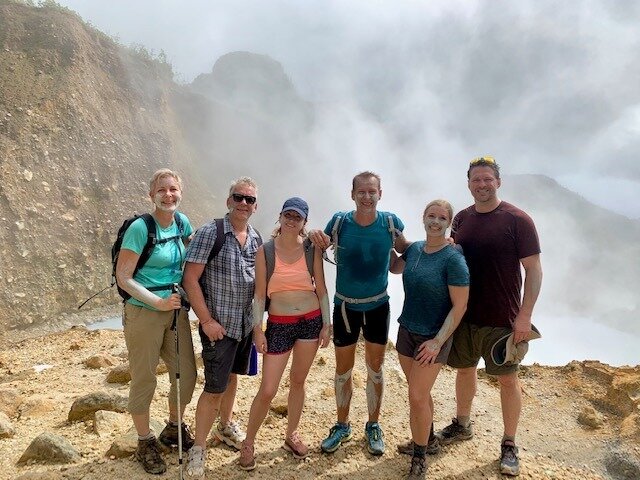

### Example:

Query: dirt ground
xmin=0 ymin=318 xmax=638 ymax=480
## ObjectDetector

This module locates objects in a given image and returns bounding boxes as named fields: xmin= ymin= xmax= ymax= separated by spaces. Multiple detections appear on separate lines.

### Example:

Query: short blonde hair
xmin=228 ymin=176 xmax=258 ymax=196
xmin=423 ymin=199 xmax=454 ymax=222
xmin=149 ymin=168 xmax=182 ymax=194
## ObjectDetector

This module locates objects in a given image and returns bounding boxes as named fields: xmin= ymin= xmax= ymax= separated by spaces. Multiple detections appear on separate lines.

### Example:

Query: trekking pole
xmin=172 ymin=284 xmax=184 ymax=480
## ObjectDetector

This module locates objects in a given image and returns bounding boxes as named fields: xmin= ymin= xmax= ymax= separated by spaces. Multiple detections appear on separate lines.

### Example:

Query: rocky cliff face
xmin=0 ymin=1 xmax=213 ymax=331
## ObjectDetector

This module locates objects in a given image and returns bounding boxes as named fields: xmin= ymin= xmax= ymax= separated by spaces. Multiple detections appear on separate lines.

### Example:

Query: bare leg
xmin=286 ymin=340 xmax=320 ymax=436
xmin=193 ymin=391 xmax=223 ymax=447
xmin=498 ymin=372 xmax=521 ymax=439
xmin=218 ymin=374 xmax=238 ymax=426
xmin=364 ymin=340 xmax=386 ymax=422
xmin=132 ymin=412 xmax=151 ymax=436
xmin=455 ymin=367 xmax=477 ymax=417
xmin=408 ymin=360 xmax=442 ymax=446
xmin=244 ymin=352 xmax=291 ymax=444
xmin=335 ymin=344 xmax=357 ymax=423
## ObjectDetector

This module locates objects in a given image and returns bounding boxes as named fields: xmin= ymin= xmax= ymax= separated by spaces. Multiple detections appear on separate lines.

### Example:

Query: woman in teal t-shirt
xmin=389 ymin=199 xmax=469 ymax=479
xmin=115 ymin=168 xmax=197 ymax=475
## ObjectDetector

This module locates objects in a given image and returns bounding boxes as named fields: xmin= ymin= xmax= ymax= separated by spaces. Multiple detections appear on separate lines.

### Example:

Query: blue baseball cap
xmin=281 ymin=197 xmax=309 ymax=219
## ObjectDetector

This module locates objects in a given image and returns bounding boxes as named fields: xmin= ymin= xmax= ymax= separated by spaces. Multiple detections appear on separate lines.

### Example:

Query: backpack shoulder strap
xmin=330 ymin=213 xmax=343 ymax=244
xmin=386 ymin=213 xmax=400 ymax=249
xmin=174 ymin=212 xmax=185 ymax=237
xmin=263 ymin=238 xmax=276 ymax=285
xmin=303 ymin=237 xmax=314 ymax=277
xmin=207 ymin=218 xmax=227 ymax=263
xmin=137 ymin=213 xmax=157 ymax=272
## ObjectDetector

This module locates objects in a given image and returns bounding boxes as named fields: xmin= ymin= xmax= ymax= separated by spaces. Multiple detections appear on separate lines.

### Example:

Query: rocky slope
xmin=0 ymin=323 xmax=639 ymax=480
xmin=0 ymin=0 xmax=216 ymax=333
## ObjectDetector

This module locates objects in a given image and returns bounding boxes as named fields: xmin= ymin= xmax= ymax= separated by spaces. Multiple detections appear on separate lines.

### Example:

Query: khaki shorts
xmin=447 ymin=322 xmax=518 ymax=376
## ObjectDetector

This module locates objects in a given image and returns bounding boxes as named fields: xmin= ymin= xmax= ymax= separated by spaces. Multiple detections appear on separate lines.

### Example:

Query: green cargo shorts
xmin=447 ymin=322 xmax=518 ymax=376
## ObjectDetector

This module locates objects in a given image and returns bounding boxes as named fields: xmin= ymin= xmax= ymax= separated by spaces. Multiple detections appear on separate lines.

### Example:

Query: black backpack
xmin=112 ymin=213 xmax=186 ymax=300
xmin=205 ymin=218 xmax=263 ymax=262
xmin=77 ymin=212 xmax=185 ymax=309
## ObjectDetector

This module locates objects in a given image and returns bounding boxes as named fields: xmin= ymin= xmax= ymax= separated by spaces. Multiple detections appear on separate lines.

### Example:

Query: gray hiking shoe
xmin=135 ymin=436 xmax=166 ymax=475
xmin=500 ymin=440 xmax=520 ymax=476
xmin=436 ymin=418 xmax=473 ymax=445
xmin=406 ymin=454 xmax=427 ymax=480
xmin=186 ymin=445 xmax=206 ymax=479
xmin=214 ymin=419 xmax=245 ymax=450
xmin=397 ymin=437 xmax=441 ymax=456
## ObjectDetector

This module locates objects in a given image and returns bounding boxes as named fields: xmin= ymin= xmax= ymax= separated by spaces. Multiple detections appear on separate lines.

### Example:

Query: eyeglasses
xmin=231 ymin=193 xmax=257 ymax=204
xmin=469 ymin=156 xmax=496 ymax=166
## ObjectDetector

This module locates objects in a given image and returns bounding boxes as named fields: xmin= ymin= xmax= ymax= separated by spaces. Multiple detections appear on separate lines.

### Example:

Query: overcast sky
xmin=56 ymin=0 xmax=640 ymax=218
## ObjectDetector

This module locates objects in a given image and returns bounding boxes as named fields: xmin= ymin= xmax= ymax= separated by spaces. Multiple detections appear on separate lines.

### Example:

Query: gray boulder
xmin=68 ymin=391 xmax=127 ymax=422
xmin=17 ymin=432 xmax=80 ymax=465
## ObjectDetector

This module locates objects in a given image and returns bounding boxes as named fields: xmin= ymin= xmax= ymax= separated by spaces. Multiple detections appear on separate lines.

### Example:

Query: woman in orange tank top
xmin=239 ymin=197 xmax=331 ymax=470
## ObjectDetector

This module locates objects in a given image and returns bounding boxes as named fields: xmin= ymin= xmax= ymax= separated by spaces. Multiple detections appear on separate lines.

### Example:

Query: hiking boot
xmin=158 ymin=421 xmax=195 ymax=451
xmin=436 ymin=418 xmax=473 ymax=445
xmin=406 ymin=455 xmax=427 ymax=480
xmin=214 ymin=419 xmax=246 ymax=450
xmin=365 ymin=421 xmax=385 ymax=456
xmin=500 ymin=440 xmax=520 ymax=476
xmin=135 ymin=436 xmax=167 ymax=475
xmin=283 ymin=431 xmax=309 ymax=459
xmin=397 ymin=437 xmax=441 ymax=456
xmin=238 ymin=440 xmax=256 ymax=471
xmin=185 ymin=445 xmax=206 ymax=479
xmin=321 ymin=422 xmax=353 ymax=453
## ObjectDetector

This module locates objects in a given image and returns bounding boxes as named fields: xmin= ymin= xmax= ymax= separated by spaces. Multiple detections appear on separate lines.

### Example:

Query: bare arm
xmin=312 ymin=246 xmax=332 ymax=347
xmin=393 ymin=232 xmax=411 ymax=254
xmin=416 ymin=285 xmax=469 ymax=365
xmin=252 ymin=246 xmax=268 ymax=352
xmin=183 ymin=261 xmax=226 ymax=341
xmin=513 ymin=253 xmax=543 ymax=343
xmin=115 ymin=248 xmax=180 ymax=311
xmin=389 ymin=249 xmax=406 ymax=274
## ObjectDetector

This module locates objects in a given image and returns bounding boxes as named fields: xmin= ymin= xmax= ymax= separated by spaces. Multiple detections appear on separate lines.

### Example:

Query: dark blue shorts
xmin=265 ymin=309 xmax=323 ymax=354
xmin=199 ymin=332 xmax=252 ymax=393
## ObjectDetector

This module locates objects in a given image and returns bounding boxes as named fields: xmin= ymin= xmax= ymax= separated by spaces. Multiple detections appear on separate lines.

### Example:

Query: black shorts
xmin=332 ymin=301 xmax=390 ymax=347
xmin=265 ymin=309 xmax=323 ymax=354
xmin=200 ymin=333 xmax=252 ymax=394
xmin=396 ymin=324 xmax=453 ymax=365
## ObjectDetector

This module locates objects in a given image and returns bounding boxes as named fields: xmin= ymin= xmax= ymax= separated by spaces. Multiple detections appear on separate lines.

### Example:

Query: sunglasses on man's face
xmin=469 ymin=156 xmax=496 ymax=166
xmin=231 ymin=193 xmax=257 ymax=204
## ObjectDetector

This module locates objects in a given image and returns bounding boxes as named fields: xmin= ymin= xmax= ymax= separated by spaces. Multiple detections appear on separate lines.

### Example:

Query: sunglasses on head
xmin=469 ymin=156 xmax=496 ymax=166
xmin=231 ymin=193 xmax=257 ymax=204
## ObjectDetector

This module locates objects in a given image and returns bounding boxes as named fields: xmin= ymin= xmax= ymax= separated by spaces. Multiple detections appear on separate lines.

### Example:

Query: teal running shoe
xmin=321 ymin=422 xmax=352 ymax=453
xmin=365 ymin=421 xmax=385 ymax=455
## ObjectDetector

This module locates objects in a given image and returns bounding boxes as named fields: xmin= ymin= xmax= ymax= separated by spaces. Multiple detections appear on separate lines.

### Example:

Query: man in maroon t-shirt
xmin=437 ymin=157 xmax=542 ymax=477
